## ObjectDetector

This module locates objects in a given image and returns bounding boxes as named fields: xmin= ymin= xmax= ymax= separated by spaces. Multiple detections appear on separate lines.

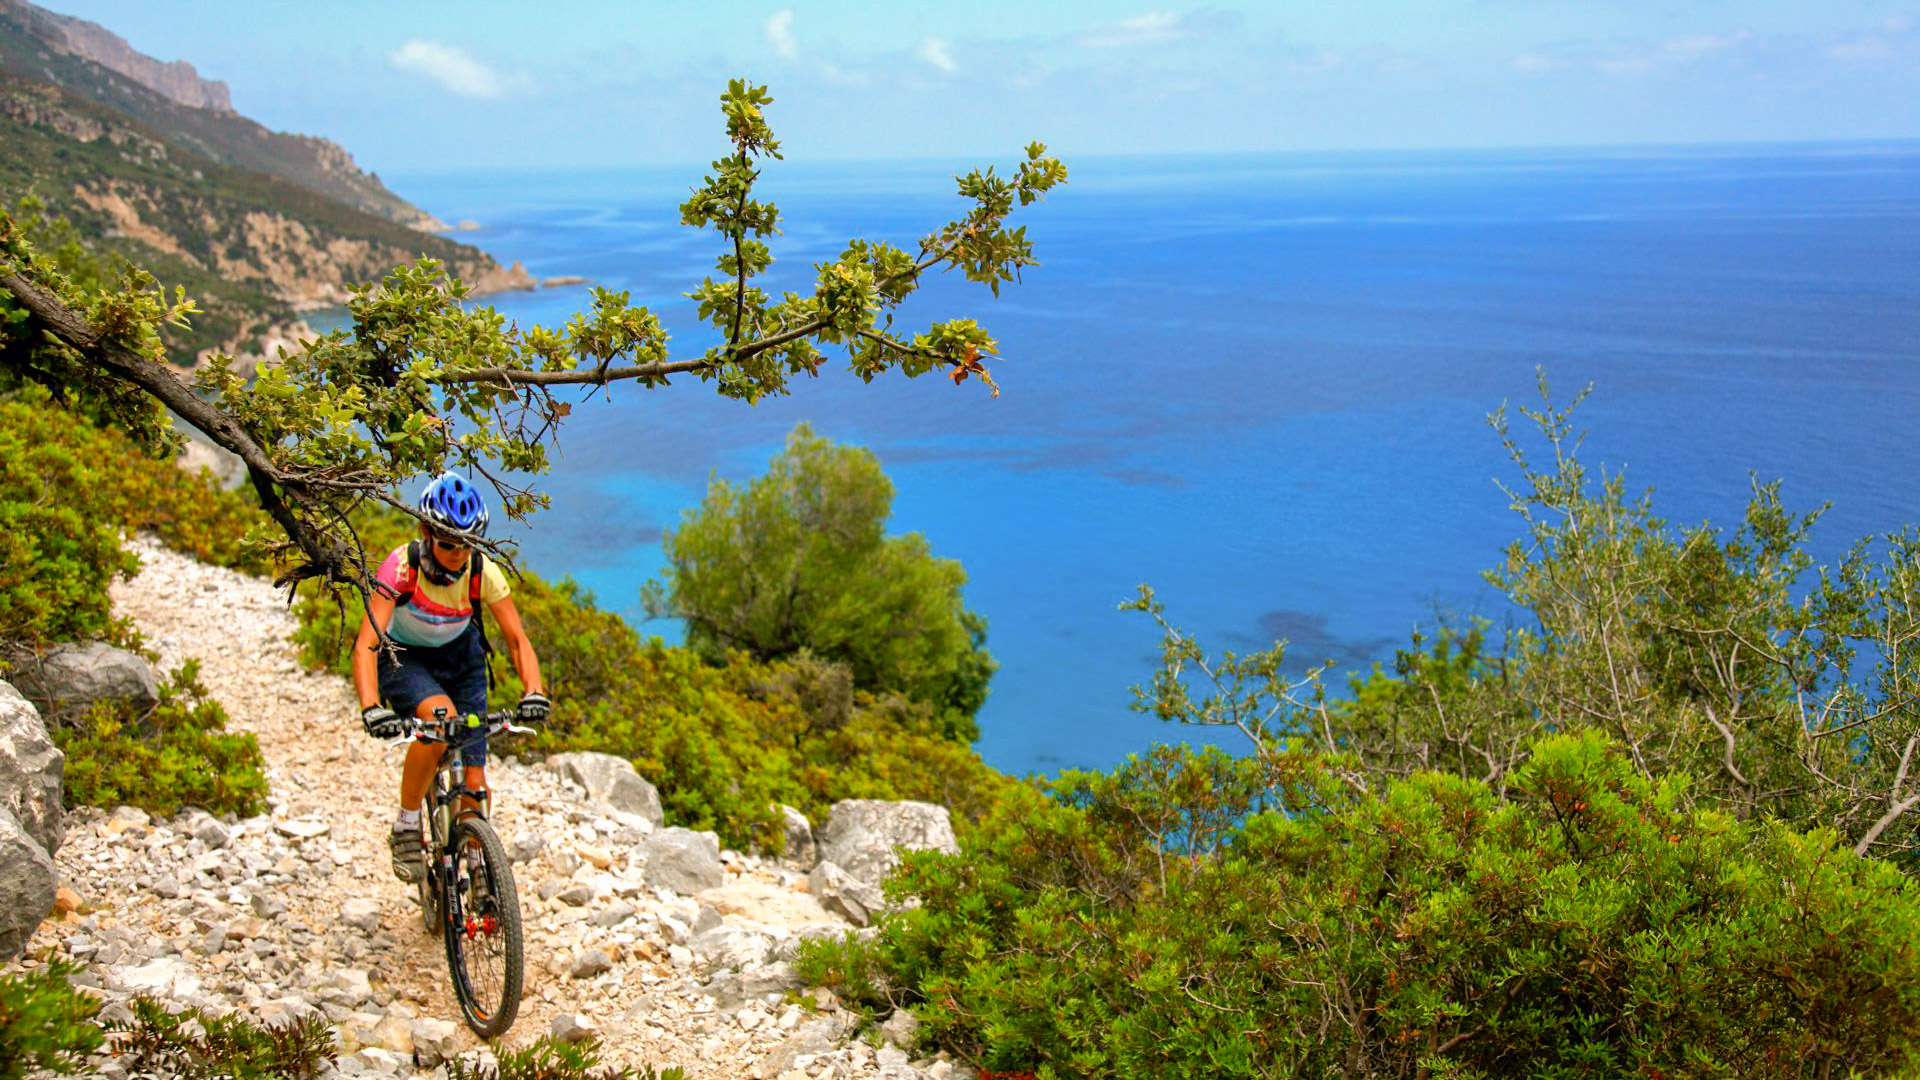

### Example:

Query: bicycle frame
xmin=394 ymin=706 xmax=531 ymax=1035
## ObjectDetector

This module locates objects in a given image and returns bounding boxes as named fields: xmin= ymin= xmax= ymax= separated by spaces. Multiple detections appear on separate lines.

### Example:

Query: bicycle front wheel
xmin=442 ymin=817 xmax=523 ymax=1037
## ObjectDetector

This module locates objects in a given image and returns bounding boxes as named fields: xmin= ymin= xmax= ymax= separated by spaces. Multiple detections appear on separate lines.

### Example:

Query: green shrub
xmin=0 ymin=387 xmax=272 ymax=647
xmin=0 ymin=392 xmax=142 ymax=646
xmin=649 ymin=422 xmax=995 ymax=742
xmin=526 ymin=642 xmax=1019 ymax=851
xmin=445 ymin=1035 xmax=684 ymax=1080
xmin=0 ymin=961 xmax=103 ymax=1080
xmin=55 ymin=659 xmax=268 ymax=817
xmin=105 ymin=996 xmax=334 ymax=1079
xmin=1289 ymin=379 xmax=1920 ymax=856
xmin=803 ymin=733 xmax=1920 ymax=1079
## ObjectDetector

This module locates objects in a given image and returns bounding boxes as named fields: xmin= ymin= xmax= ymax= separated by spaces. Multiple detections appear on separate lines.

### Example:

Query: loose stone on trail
xmin=7 ymin=534 xmax=964 ymax=1080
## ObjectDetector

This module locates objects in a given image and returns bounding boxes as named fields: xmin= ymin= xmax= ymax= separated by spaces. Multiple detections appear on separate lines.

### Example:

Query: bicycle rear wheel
xmin=442 ymin=816 xmax=522 ymax=1037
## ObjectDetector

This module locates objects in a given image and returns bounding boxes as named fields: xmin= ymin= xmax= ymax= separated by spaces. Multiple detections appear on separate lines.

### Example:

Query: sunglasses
xmin=430 ymin=534 xmax=471 ymax=553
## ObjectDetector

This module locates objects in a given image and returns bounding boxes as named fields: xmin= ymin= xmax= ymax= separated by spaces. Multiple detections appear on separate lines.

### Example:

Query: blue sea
xmin=374 ymin=143 xmax=1920 ymax=779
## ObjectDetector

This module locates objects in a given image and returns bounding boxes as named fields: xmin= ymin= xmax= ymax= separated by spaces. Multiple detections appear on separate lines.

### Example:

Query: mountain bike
xmin=402 ymin=707 xmax=527 ymax=1037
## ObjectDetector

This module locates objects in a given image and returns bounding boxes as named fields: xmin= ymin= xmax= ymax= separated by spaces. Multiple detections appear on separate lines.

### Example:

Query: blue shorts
xmin=377 ymin=622 xmax=491 ymax=767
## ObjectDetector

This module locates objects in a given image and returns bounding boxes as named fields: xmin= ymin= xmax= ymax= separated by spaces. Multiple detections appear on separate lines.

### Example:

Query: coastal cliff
xmin=0 ymin=0 xmax=436 ymax=228
xmin=0 ymin=0 xmax=533 ymax=363
xmin=12 ymin=0 xmax=233 ymax=112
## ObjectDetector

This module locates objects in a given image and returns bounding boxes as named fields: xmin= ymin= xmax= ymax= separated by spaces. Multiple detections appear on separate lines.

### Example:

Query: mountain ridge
xmin=0 ymin=0 xmax=431 ymax=227
xmin=13 ymin=0 xmax=233 ymax=112
xmin=0 ymin=0 xmax=536 ymax=363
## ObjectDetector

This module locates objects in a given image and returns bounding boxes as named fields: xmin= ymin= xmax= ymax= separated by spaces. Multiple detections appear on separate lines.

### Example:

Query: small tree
xmin=648 ymin=422 xmax=994 ymax=741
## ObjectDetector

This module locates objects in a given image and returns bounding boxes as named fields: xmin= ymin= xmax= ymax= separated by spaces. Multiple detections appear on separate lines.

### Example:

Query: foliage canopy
xmin=648 ymin=422 xmax=995 ymax=740
xmin=805 ymin=731 xmax=1920 ymax=1079
xmin=0 ymin=80 xmax=1066 ymax=625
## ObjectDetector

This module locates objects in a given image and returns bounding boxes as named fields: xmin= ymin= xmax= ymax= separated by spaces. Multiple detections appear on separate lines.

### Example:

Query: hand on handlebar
xmin=517 ymin=691 xmax=551 ymax=724
xmin=361 ymin=705 xmax=404 ymax=740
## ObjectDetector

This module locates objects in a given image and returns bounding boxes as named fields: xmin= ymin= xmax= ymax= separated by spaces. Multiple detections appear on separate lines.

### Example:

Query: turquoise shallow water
xmin=375 ymin=143 xmax=1920 ymax=778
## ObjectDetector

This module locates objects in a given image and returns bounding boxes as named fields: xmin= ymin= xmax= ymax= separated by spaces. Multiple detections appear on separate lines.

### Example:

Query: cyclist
xmin=353 ymin=472 xmax=551 ymax=883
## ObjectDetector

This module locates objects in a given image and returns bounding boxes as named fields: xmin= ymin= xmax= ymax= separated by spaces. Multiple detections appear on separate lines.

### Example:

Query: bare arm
xmin=352 ymin=592 xmax=399 ymax=710
xmin=487 ymin=595 xmax=545 ymax=697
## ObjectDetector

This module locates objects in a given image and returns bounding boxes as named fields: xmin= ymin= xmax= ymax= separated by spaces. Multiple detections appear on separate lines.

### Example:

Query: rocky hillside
xmin=0 ymin=0 xmax=534 ymax=362
xmin=18 ymin=0 xmax=232 ymax=112
xmin=0 ymin=0 xmax=430 ymax=226
xmin=5 ymin=535 xmax=966 ymax=1080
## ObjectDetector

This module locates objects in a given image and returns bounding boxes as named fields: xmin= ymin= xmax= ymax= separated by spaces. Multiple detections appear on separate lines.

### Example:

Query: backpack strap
xmin=392 ymin=540 xmax=423 ymax=607
xmin=467 ymin=553 xmax=497 ymax=694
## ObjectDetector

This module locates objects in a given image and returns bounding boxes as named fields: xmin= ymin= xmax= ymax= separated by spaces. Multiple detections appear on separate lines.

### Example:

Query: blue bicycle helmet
xmin=418 ymin=472 xmax=489 ymax=537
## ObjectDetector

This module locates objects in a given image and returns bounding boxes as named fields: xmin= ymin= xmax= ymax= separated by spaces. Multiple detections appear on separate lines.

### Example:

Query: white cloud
xmin=1515 ymin=29 xmax=1760 ymax=79
xmin=1285 ymin=49 xmax=1343 ymax=74
xmin=1828 ymin=19 xmax=1918 ymax=62
xmin=1660 ymin=31 xmax=1751 ymax=59
xmin=389 ymin=40 xmax=508 ymax=99
xmin=919 ymin=36 xmax=958 ymax=74
xmin=1079 ymin=12 xmax=1189 ymax=48
xmin=767 ymin=10 xmax=799 ymax=60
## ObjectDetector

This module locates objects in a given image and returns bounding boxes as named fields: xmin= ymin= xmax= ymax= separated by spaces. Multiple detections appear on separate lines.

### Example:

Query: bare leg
xmin=399 ymin=694 xmax=456 ymax=811
xmin=398 ymin=693 xmax=488 ymax=815
xmin=464 ymin=763 xmax=489 ymax=815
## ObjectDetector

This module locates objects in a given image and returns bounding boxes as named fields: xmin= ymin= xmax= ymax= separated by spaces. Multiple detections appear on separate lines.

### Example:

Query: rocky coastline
xmin=3 ymin=536 xmax=970 ymax=1080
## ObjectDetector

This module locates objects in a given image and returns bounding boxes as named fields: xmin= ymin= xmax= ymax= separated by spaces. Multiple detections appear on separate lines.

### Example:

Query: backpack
xmin=393 ymin=540 xmax=496 ymax=686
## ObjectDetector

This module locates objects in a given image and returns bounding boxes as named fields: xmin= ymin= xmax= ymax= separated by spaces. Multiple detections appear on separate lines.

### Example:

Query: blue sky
xmin=38 ymin=2 xmax=1920 ymax=171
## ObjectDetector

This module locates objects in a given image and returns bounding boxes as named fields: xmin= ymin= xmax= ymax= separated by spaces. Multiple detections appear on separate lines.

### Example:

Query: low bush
xmin=55 ymin=659 xmax=268 ymax=817
xmin=0 ymin=966 xmax=336 ymax=1080
xmin=801 ymin=732 xmax=1920 ymax=1079
xmin=444 ymin=1035 xmax=684 ymax=1080
xmin=0 ymin=962 xmax=103 ymax=1080
xmin=105 ymin=996 xmax=334 ymax=1080
xmin=0 ymin=392 xmax=142 ymax=646
xmin=0 ymin=386 xmax=271 ymax=647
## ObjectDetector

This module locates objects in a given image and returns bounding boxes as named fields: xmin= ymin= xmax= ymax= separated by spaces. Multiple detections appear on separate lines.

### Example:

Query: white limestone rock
xmin=551 ymin=1011 xmax=598 ymax=1043
xmin=0 ymin=680 xmax=64 ymax=855
xmin=544 ymin=751 xmax=664 ymax=825
xmin=409 ymin=1018 xmax=460 ymax=1067
xmin=817 ymin=799 xmax=959 ymax=887
xmin=808 ymin=861 xmax=885 ymax=928
xmin=642 ymin=827 xmax=725 ymax=895
xmin=0 ymin=803 xmax=54 ymax=960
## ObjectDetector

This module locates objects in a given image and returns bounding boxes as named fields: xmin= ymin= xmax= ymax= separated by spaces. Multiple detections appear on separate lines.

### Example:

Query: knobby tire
xmin=442 ymin=816 xmax=522 ymax=1037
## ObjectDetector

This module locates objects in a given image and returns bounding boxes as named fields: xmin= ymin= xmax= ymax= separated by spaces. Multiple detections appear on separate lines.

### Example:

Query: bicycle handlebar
xmin=389 ymin=708 xmax=536 ymax=749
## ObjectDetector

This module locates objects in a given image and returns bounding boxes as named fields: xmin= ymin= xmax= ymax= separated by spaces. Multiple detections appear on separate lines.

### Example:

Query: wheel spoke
xmin=442 ymin=817 xmax=522 ymax=1036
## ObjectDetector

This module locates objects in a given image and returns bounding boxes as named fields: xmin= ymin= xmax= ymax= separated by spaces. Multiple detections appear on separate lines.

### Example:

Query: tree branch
xmin=3 ymin=269 xmax=365 ymax=597
xmin=1854 ymin=734 xmax=1920 ymax=856
xmin=431 ymin=355 xmax=718 ymax=387
xmin=435 ymin=235 xmax=962 ymax=391
xmin=727 ymin=159 xmax=755 ymax=351
xmin=2 ymin=270 xmax=281 ymax=484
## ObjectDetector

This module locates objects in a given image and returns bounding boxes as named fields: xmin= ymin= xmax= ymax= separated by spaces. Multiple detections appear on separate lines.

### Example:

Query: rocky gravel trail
xmin=15 ymin=536 xmax=963 ymax=1080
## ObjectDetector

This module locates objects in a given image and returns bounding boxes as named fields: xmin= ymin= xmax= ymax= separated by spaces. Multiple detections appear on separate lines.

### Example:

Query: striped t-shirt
xmin=374 ymin=544 xmax=511 ymax=648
